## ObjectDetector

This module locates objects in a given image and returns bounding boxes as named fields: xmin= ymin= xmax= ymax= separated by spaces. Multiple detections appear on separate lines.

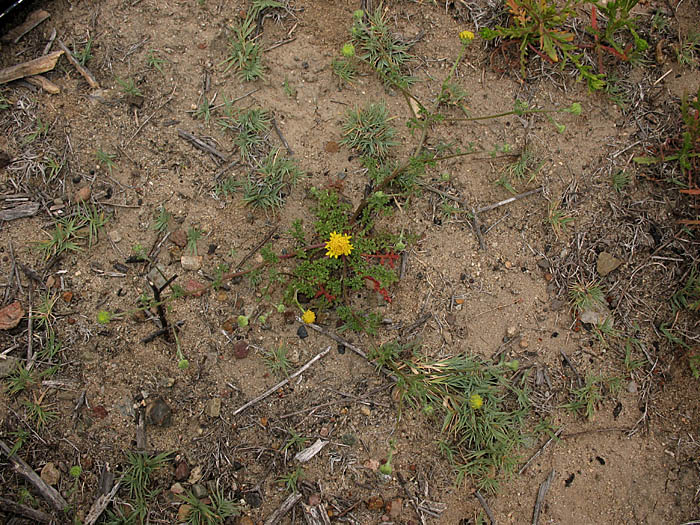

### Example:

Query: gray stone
xmin=205 ymin=398 xmax=221 ymax=418
xmin=191 ymin=483 xmax=207 ymax=499
xmin=0 ymin=356 xmax=20 ymax=378
xmin=597 ymin=252 xmax=623 ymax=277
xmin=146 ymin=264 xmax=169 ymax=290
xmin=145 ymin=397 xmax=172 ymax=426
xmin=180 ymin=255 xmax=202 ymax=271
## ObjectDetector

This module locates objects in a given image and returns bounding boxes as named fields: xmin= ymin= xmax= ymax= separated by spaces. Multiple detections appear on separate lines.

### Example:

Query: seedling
xmin=242 ymin=149 xmax=301 ymax=210
xmin=194 ymin=94 xmax=215 ymax=124
xmin=219 ymin=107 xmax=271 ymax=161
xmin=547 ymin=199 xmax=574 ymax=237
xmin=77 ymin=203 xmax=109 ymax=248
xmin=569 ymin=280 xmax=605 ymax=315
xmin=37 ymin=216 xmax=85 ymax=260
xmin=44 ymin=156 xmax=63 ymax=183
xmin=278 ymin=466 xmax=303 ymax=493
xmin=116 ymin=76 xmax=143 ymax=97
xmin=282 ymin=428 xmax=309 ymax=453
xmin=341 ymin=102 xmax=398 ymax=159
xmin=186 ymin=227 xmax=202 ymax=256
xmin=146 ymin=49 xmax=167 ymax=73
xmin=152 ymin=205 xmax=171 ymax=234
xmin=178 ymin=485 xmax=240 ymax=524
xmin=24 ymin=391 xmax=57 ymax=430
xmin=262 ymin=343 xmax=291 ymax=377
xmin=221 ymin=16 xmax=263 ymax=81
xmin=282 ymin=77 xmax=297 ymax=98
xmin=96 ymin=148 xmax=117 ymax=174
xmin=611 ymin=170 xmax=631 ymax=192
xmin=6 ymin=366 xmax=35 ymax=396
xmin=110 ymin=451 xmax=172 ymax=523
xmin=23 ymin=117 xmax=49 ymax=144
xmin=73 ymin=36 xmax=93 ymax=66
xmin=562 ymin=374 xmax=619 ymax=420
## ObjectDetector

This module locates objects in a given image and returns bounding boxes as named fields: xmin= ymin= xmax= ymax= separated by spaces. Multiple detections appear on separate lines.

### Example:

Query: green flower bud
xmin=341 ymin=43 xmax=355 ymax=58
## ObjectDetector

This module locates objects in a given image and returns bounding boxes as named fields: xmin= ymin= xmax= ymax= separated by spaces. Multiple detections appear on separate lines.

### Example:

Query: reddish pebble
xmin=233 ymin=341 xmax=249 ymax=359
xmin=92 ymin=406 xmax=108 ymax=419
xmin=174 ymin=460 xmax=190 ymax=481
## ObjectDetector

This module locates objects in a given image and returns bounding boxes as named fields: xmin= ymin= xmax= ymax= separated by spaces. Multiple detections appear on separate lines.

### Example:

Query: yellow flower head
xmin=325 ymin=231 xmax=353 ymax=258
xmin=459 ymin=30 xmax=475 ymax=44
xmin=301 ymin=309 xmax=316 ymax=324
xmin=469 ymin=393 xmax=483 ymax=410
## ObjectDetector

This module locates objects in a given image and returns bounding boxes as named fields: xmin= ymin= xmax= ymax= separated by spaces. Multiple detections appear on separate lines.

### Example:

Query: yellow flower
xmin=459 ymin=30 xmax=475 ymax=44
xmin=325 ymin=231 xmax=353 ymax=258
xmin=301 ymin=309 xmax=316 ymax=324
xmin=469 ymin=393 xmax=483 ymax=410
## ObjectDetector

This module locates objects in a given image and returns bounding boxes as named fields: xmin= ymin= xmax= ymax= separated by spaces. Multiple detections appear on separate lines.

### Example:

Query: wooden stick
xmin=0 ymin=496 xmax=52 ymax=523
xmin=302 ymin=502 xmax=332 ymax=525
xmin=0 ymin=201 xmax=40 ymax=221
xmin=474 ymin=490 xmax=497 ymax=525
xmin=0 ymin=439 xmax=69 ymax=511
xmin=177 ymin=128 xmax=227 ymax=163
xmin=532 ymin=469 xmax=555 ymax=525
xmin=2 ymin=9 xmax=50 ymax=44
xmin=56 ymin=39 xmax=99 ymax=89
xmin=0 ymin=50 xmax=63 ymax=85
xmin=519 ymin=428 xmax=563 ymax=475
xmin=84 ymin=478 xmax=122 ymax=525
xmin=231 ymin=346 xmax=331 ymax=417
xmin=25 ymin=75 xmax=60 ymax=94
xmin=264 ymin=492 xmax=302 ymax=525
xmin=476 ymin=187 xmax=543 ymax=214
xmin=271 ymin=116 xmax=293 ymax=156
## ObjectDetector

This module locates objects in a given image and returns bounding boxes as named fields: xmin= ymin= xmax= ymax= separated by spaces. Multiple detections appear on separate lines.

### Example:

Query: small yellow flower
xmin=459 ymin=30 xmax=475 ymax=44
xmin=301 ymin=310 xmax=316 ymax=324
xmin=469 ymin=393 xmax=483 ymax=410
xmin=325 ymin=231 xmax=354 ymax=258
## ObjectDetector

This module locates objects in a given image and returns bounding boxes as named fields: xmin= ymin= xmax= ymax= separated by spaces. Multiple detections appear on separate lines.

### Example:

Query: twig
xmin=532 ymin=469 xmax=555 ymax=525
xmin=519 ymin=428 xmax=563 ymax=475
xmin=56 ymin=39 xmax=99 ymax=88
xmin=123 ymin=85 xmax=176 ymax=147
xmin=236 ymin=226 xmax=277 ymax=270
xmin=476 ymin=187 xmax=543 ymax=214
xmin=271 ymin=116 xmax=293 ymax=156
xmin=135 ymin=404 xmax=147 ymax=450
xmin=231 ymin=346 xmax=331 ymax=417
xmin=1 ymin=9 xmax=50 ymax=44
xmin=177 ymin=128 xmax=228 ymax=163
xmin=474 ymin=490 xmax=497 ymax=525
xmin=0 ymin=496 xmax=52 ymax=523
xmin=0 ymin=439 xmax=69 ymax=511
xmin=84 ymin=478 xmax=122 ymax=525
xmin=559 ymin=349 xmax=583 ymax=387
xmin=303 ymin=322 xmax=397 ymax=382
xmin=471 ymin=207 xmax=486 ymax=250
xmin=0 ymin=50 xmax=63 ymax=85
xmin=26 ymin=280 xmax=34 ymax=371
xmin=43 ymin=28 xmax=57 ymax=55
xmin=265 ymin=492 xmax=302 ymax=525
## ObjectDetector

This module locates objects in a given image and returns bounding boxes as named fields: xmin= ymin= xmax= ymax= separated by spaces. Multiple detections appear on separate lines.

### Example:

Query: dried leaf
xmin=0 ymin=301 xmax=23 ymax=330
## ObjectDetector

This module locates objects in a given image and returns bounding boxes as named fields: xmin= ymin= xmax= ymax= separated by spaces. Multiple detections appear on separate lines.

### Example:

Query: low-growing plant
xmin=221 ymin=16 xmax=263 ymax=81
xmin=116 ymin=76 xmax=143 ymax=97
xmin=96 ymin=148 xmax=117 ymax=173
xmin=562 ymin=374 xmax=620 ymax=420
xmin=152 ymin=205 xmax=171 ymax=233
xmin=341 ymin=102 xmax=397 ymax=159
xmin=262 ymin=343 xmax=291 ymax=377
xmin=278 ymin=466 xmax=304 ymax=493
xmin=219 ymin=107 xmax=271 ymax=161
xmin=242 ymin=149 xmax=301 ymax=210
xmin=178 ymin=485 xmax=240 ymax=525
xmin=147 ymin=49 xmax=167 ymax=73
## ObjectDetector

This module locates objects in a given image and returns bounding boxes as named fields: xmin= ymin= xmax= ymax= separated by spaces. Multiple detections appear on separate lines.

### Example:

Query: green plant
xmin=672 ymin=267 xmax=700 ymax=312
xmin=0 ymin=93 xmax=10 ymax=110
xmin=8 ymin=428 xmax=29 ymax=456
xmin=44 ymin=156 xmax=63 ymax=183
xmin=569 ymin=280 xmax=605 ymax=314
xmin=547 ymin=199 xmax=574 ymax=237
xmin=282 ymin=77 xmax=296 ymax=98
xmin=96 ymin=148 xmax=117 ymax=174
xmin=34 ymin=293 xmax=59 ymax=331
xmin=221 ymin=16 xmax=264 ymax=81
xmin=282 ymin=429 xmax=309 ymax=453
xmin=5 ymin=366 xmax=35 ymax=395
xmin=341 ymin=103 xmax=397 ymax=159
xmin=152 ymin=205 xmax=171 ymax=233
xmin=219 ymin=107 xmax=271 ymax=161
xmin=242 ymin=149 xmax=301 ymax=209
xmin=23 ymin=117 xmax=49 ymax=144
xmin=676 ymin=32 xmax=700 ymax=66
xmin=116 ymin=451 xmax=173 ymax=523
xmin=194 ymin=95 xmax=214 ymax=123
xmin=37 ymin=216 xmax=85 ymax=260
xmin=116 ymin=76 xmax=143 ymax=97
xmin=187 ymin=227 xmax=202 ymax=256
xmin=611 ymin=170 xmax=631 ymax=191
xmin=505 ymin=146 xmax=541 ymax=183
xmin=379 ymin=440 xmax=395 ymax=475
xmin=214 ymin=177 xmax=241 ymax=198
xmin=147 ymin=49 xmax=167 ymax=73
xmin=278 ymin=466 xmax=303 ymax=493
xmin=349 ymin=8 xmax=416 ymax=89
xmin=562 ymin=374 xmax=618 ymax=420
xmin=332 ymin=56 xmax=357 ymax=84
xmin=24 ymin=391 xmax=57 ymax=430
xmin=368 ymin=342 xmax=530 ymax=493
xmin=178 ymin=485 xmax=240 ymax=524
xmin=73 ymin=37 xmax=93 ymax=66
xmin=262 ymin=344 xmax=291 ymax=377
xmin=77 ymin=203 xmax=109 ymax=248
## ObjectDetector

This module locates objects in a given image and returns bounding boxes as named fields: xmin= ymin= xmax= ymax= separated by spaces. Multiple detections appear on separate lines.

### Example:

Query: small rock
xmin=145 ymin=397 xmax=172 ymax=426
xmin=506 ymin=326 xmax=518 ymax=338
xmin=627 ymin=381 xmax=638 ymax=393
xmin=0 ymin=355 xmax=20 ymax=378
xmin=125 ymin=94 xmax=144 ymax=108
xmin=238 ymin=517 xmax=254 ymax=525
xmin=297 ymin=325 xmax=308 ymax=339
xmin=504 ymin=260 xmax=513 ymax=269
xmin=364 ymin=458 xmax=380 ymax=471
xmin=597 ymin=252 xmax=623 ymax=277
xmin=177 ymin=503 xmax=192 ymax=522
xmin=191 ymin=483 xmax=207 ymax=499
xmin=170 ymin=229 xmax=187 ymax=248
xmin=184 ymin=279 xmax=205 ymax=297
xmin=367 ymin=495 xmax=384 ymax=511
xmin=0 ymin=300 xmax=24 ymax=330
xmin=206 ymin=398 xmax=221 ymax=418
xmin=319 ymin=426 xmax=329 ymax=437
xmin=75 ymin=185 xmax=91 ymax=203
xmin=108 ymin=230 xmax=122 ymax=243
xmin=187 ymin=465 xmax=203 ymax=484
xmin=580 ymin=305 xmax=612 ymax=326
xmin=216 ymin=291 xmax=227 ymax=302
xmin=181 ymin=255 xmax=202 ymax=271
xmin=519 ymin=339 xmax=529 ymax=349
xmin=146 ymin=264 xmax=168 ymax=290
xmin=41 ymin=462 xmax=60 ymax=486
xmin=360 ymin=405 xmax=371 ymax=417
xmin=170 ymin=482 xmax=186 ymax=494
xmin=233 ymin=341 xmax=249 ymax=359
xmin=537 ymin=258 xmax=550 ymax=270
xmin=174 ymin=461 xmax=190 ymax=482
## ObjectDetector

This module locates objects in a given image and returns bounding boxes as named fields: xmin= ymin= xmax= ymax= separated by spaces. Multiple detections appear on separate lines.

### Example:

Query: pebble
xmin=40 ymin=462 xmax=60 ymax=486
xmin=519 ymin=339 xmax=529 ymax=349
xmin=108 ymin=230 xmax=122 ymax=243
xmin=180 ymin=255 xmax=202 ymax=271
xmin=174 ymin=461 xmax=190 ymax=481
xmin=170 ymin=482 xmax=186 ymax=494
xmin=206 ymin=398 xmax=221 ymax=418
xmin=170 ymin=229 xmax=187 ymax=248
xmin=233 ymin=341 xmax=249 ymax=359
xmin=360 ymin=405 xmax=371 ymax=417
xmin=297 ymin=325 xmax=308 ymax=339
xmin=191 ymin=483 xmax=207 ymax=499
xmin=177 ymin=504 xmax=192 ymax=522
xmin=537 ymin=258 xmax=550 ymax=270
xmin=506 ymin=326 xmax=518 ymax=338
xmin=597 ymin=251 xmax=623 ymax=276
xmin=367 ymin=495 xmax=384 ymax=511
xmin=627 ymin=381 xmax=638 ymax=393
xmin=145 ymin=397 xmax=172 ymax=426
xmin=75 ymin=185 xmax=91 ymax=203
